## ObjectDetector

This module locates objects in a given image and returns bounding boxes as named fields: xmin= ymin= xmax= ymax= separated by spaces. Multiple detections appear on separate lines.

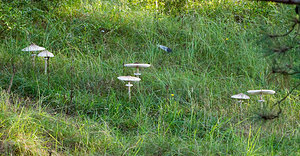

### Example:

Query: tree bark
xmin=256 ymin=0 xmax=300 ymax=4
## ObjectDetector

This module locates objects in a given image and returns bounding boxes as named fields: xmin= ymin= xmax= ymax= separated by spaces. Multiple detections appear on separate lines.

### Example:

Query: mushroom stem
xmin=32 ymin=53 xmax=36 ymax=67
xmin=44 ymin=57 xmax=48 ymax=74
xmin=134 ymin=67 xmax=141 ymax=78
xmin=259 ymin=93 xmax=264 ymax=109
xmin=127 ymin=82 xmax=131 ymax=100
xmin=238 ymin=100 xmax=243 ymax=113
xmin=260 ymin=93 xmax=263 ymax=101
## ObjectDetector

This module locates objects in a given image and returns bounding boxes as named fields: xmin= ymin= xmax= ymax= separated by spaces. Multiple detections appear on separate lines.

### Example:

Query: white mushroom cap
xmin=247 ymin=90 xmax=275 ymax=95
xmin=231 ymin=93 xmax=250 ymax=100
xmin=37 ymin=50 xmax=54 ymax=58
xmin=22 ymin=43 xmax=45 ymax=52
xmin=124 ymin=63 xmax=151 ymax=68
xmin=117 ymin=76 xmax=141 ymax=82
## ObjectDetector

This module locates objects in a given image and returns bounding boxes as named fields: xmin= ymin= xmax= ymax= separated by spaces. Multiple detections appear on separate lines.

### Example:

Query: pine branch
xmin=268 ymin=20 xmax=298 ymax=38
xmin=260 ymin=82 xmax=300 ymax=120
xmin=273 ymin=82 xmax=300 ymax=107
xmin=272 ymin=68 xmax=300 ymax=75
xmin=272 ymin=46 xmax=292 ymax=53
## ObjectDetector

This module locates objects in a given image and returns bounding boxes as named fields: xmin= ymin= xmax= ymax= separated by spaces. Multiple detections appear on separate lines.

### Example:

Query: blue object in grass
xmin=157 ymin=44 xmax=172 ymax=53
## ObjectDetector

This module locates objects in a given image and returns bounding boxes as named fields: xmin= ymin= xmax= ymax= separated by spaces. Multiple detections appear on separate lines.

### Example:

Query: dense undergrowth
xmin=0 ymin=0 xmax=299 ymax=155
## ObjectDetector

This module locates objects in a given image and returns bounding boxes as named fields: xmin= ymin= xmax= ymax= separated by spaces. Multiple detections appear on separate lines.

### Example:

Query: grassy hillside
xmin=0 ymin=0 xmax=299 ymax=155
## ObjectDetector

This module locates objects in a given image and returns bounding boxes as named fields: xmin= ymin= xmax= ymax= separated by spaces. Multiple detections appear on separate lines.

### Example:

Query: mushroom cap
xmin=231 ymin=93 xmax=250 ymax=100
xmin=117 ymin=76 xmax=141 ymax=82
xmin=247 ymin=90 xmax=275 ymax=95
xmin=37 ymin=50 xmax=54 ymax=58
xmin=124 ymin=63 xmax=151 ymax=68
xmin=22 ymin=43 xmax=45 ymax=52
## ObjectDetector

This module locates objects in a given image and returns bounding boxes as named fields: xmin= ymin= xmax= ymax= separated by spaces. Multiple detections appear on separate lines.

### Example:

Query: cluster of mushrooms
xmin=231 ymin=89 xmax=276 ymax=110
xmin=21 ymin=44 xmax=277 ymax=105
xmin=22 ymin=43 xmax=149 ymax=100
xmin=117 ymin=63 xmax=151 ymax=100
xmin=22 ymin=43 xmax=54 ymax=74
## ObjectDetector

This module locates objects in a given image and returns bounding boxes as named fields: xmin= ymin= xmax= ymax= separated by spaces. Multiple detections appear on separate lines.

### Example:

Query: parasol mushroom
xmin=117 ymin=76 xmax=141 ymax=100
xmin=37 ymin=50 xmax=54 ymax=74
xmin=124 ymin=63 xmax=151 ymax=78
xmin=22 ymin=43 xmax=45 ymax=67
xmin=231 ymin=93 xmax=250 ymax=102
xmin=247 ymin=89 xmax=275 ymax=108
xmin=231 ymin=93 xmax=250 ymax=112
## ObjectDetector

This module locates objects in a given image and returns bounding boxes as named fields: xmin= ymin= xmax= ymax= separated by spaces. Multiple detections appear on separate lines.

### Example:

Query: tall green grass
xmin=0 ymin=0 xmax=299 ymax=155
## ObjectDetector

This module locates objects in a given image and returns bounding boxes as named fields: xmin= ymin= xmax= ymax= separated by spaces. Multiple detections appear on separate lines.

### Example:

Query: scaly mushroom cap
xmin=117 ymin=76 xmax=141 ymax=82
xmin=247 ymin=90 xmax=275 ymax=95
xmin=124 ymin=63 xmax=151 ymax=68
xmin=37 ymin=50 xmax=54 ymax=58
xmin=22 ymin=43 xmax=45 ymax=52
xmin=231 ymin=93 xmax=250 ymax=100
